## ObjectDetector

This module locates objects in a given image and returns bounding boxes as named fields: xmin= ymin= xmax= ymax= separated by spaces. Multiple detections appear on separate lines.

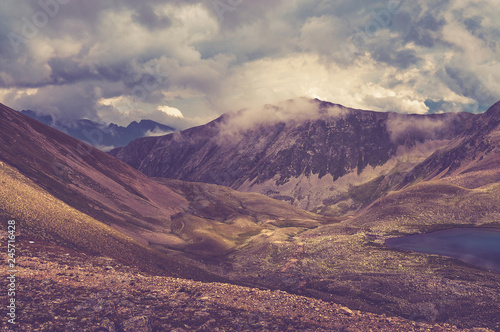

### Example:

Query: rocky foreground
xmin=1 ymin=238 xmax=491 ymax=332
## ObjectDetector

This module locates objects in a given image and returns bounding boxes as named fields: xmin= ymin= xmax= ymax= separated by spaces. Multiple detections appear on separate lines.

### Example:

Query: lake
xmin=385 ymin=228 xmax=500 ymax=273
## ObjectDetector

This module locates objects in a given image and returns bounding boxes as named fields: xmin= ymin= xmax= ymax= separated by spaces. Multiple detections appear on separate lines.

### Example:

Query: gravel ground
xmin=1 ymin=238 xmax=490 ymax=332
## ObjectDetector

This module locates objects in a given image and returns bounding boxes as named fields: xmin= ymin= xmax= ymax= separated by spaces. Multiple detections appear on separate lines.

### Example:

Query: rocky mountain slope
xmin=110 ymin=98 xmax=475 ymax=213
xmin=110 ymin=98 xmax=500 ymax=330
xmin=21 ymin=109 xmax=175 ymax=150
xmin=0 ymin=236 xmax=481 ymax=331
xmin=401 ymin=100 xmax=500 ymax=189
xmin=0 ymin=102 xmax=319 ymax=277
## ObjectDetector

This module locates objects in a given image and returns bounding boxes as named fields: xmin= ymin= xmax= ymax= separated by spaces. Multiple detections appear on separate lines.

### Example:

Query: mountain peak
xmin=485 ymin=100 xmax=500 ymax=117
xmin=126 ymin=120 xmax=140 ymax=128
xmin=17 ymin=110 xmax=175 ymax=149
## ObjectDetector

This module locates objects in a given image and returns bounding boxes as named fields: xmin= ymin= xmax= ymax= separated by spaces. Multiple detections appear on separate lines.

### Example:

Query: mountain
xmin=107 ymin=99 xmax=500 ymax=329
xmin=2 ymin=101 xmax=500 ymax=330
xmin=0 ymin=102 xmax=320 ymax=276
xmin=110 ymin=98 xmax=475 ymax=214
xmin=20 ymin=110 xmax=175 ymax=150
xmin=401 ymin=100 xmax=500 ymax=189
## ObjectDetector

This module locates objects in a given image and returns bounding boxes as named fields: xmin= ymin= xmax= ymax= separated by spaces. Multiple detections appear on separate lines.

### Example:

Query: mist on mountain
xmin=20 ymin=109 xmax=175 ymax=151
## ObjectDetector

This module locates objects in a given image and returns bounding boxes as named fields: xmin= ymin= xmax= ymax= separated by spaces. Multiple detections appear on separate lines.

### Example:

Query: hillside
xmin=0 ymin=102 xmax=320 ymax=276
xmin=110 ymin=98 xmax=475 ymax=213
xmin=217 ymin=179 xmax=500 ymax=330
xmin=0 ymin=236 xmax=478 ymax=331
xmin=401 ymin=101 xmax=500 ymax=189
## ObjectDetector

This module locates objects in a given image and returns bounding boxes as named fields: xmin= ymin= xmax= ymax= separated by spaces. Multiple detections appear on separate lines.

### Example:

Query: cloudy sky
xmin=0 ymin=0 xmax=499 ymax=128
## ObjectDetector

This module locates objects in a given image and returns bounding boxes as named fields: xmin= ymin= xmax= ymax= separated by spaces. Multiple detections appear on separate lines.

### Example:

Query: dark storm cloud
xmin=47 ymin=58 xmax=155 ymax=88
xmin=392 ymin=10 xmax=448 ymax=48
xmin=460 ymin=15 xmax=497 ymax=51
xmin=370 ymin=40 xmax=420 ymax=69
xmin=206 ymin=0 xmax=284 ymax=29
xmin=48 ymin=58 xmax=96 ymax=85
xmin=0 ymin=20 xmax=16 ymax=59
xmin=14 ymin=83 xmax=101 ymax=120
xmin=442 ymin=66 xmax=498 ymax=107
xmin=132 ymin=4 xmax=172 ymax=30
xmin=294 ymin=0 xmax=389 ymax=20
xmin=464 ymin=16 xmax=482 ymax=34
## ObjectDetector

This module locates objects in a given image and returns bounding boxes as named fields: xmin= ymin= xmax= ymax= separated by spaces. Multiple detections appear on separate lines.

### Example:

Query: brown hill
xmin=0 ymin=102 xmax=320 ymax=277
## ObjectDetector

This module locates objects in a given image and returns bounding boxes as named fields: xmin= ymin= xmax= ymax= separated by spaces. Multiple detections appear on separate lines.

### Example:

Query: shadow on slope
xmin=0 ymin=102 xmax=324 ymax=277
xmin=153 ymin=178 xmax=326 ymax=256
xmin=0 ymin=161 xmax=218 ymax=281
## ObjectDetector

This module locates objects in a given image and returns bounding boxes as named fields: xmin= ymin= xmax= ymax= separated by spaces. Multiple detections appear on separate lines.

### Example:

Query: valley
xmin=1 ymin=100 xmax=500 ymax=331
xmin=2 ymin=1 xmax=499 ymax=330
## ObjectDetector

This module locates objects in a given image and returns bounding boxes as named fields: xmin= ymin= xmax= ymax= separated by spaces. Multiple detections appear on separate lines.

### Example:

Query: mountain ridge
xmin=400 ymin=101 xmax=500 ymax=189
xmin=110 ymin=98 xmax=477 ymax=213
xmin=20 ymin=109 xmax=175 ymax=150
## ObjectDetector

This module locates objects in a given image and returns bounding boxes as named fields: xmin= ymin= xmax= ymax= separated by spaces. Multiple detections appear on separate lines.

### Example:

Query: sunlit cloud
xmin=157 ymin=105 xmax=184 ymax=118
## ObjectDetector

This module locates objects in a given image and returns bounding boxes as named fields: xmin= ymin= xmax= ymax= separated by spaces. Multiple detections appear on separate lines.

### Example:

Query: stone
xmin=121 ymin=316 xmax=152 ymax=332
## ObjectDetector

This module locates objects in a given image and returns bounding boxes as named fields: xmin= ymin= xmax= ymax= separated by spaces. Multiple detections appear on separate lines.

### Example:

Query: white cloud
xmin=216 ymin=97 xmax=348 ymax=143
xmin=218 ymin=53 xmax=432 ymax=115
xmin=144 ymin=127 xmax=174 ymax=137
xmin=157 ymin=105 xmax=183 ymax=118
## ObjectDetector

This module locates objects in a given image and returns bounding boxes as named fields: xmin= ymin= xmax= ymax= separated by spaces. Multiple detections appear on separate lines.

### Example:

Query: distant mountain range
xmin=20 ymin=110 xmax=175 ymax=150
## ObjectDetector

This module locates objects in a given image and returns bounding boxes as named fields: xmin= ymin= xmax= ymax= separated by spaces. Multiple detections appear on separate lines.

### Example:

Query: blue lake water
xmin=385 ymin=228 xmax=500 ymax=273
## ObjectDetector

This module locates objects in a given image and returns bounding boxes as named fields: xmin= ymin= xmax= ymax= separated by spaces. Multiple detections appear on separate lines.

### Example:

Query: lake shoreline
xmin=385 ymin=227 xmax=500 ymax=273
